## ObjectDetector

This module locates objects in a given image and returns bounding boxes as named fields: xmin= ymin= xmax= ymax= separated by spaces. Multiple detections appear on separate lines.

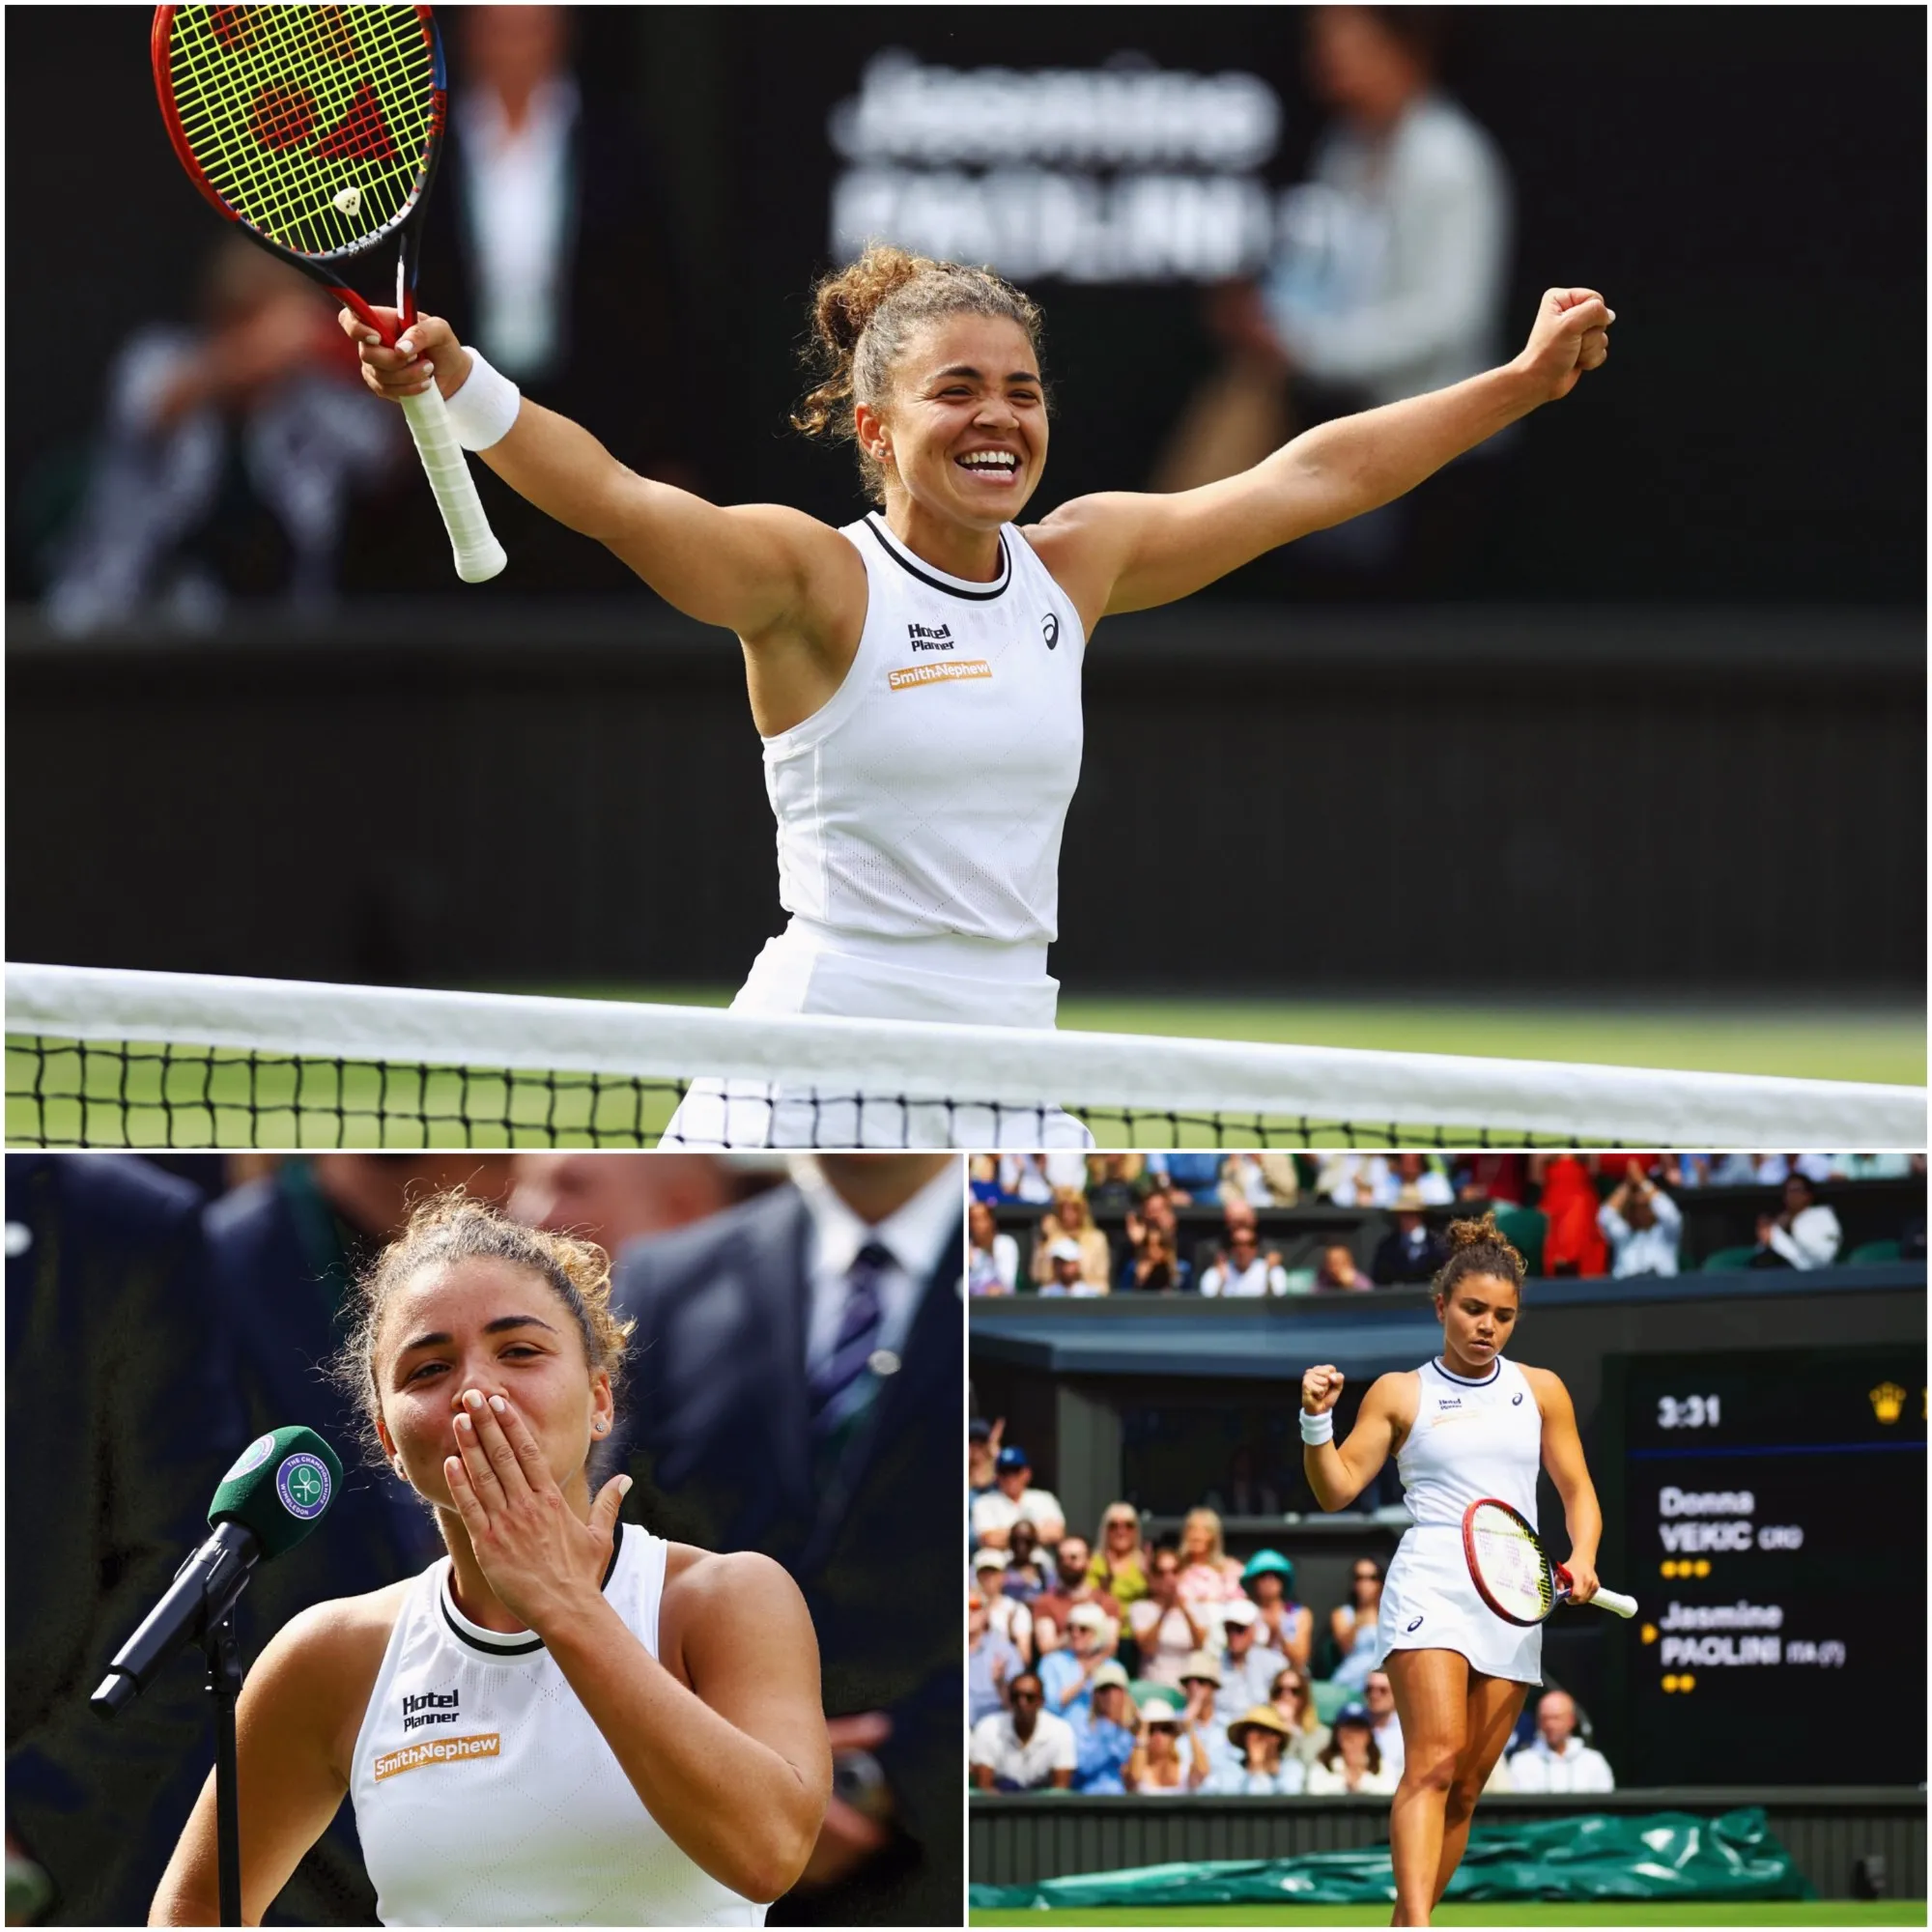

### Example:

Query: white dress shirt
xmin=1767 ymin=1204 xmax=1843 ymax=1270
xmin=1598 ymin=1190 xmax=1683 ymax=1278
xmin=1507 ymin=1735 xmax=1615 ymax=1793
xmin=794 ymin=1158 xmax=961 ymax=1379
xmin=970 ymin=1709 xmax=1077 ymax=1788
xmin=1200 ymin=1258 xmax=1289 ymax=1297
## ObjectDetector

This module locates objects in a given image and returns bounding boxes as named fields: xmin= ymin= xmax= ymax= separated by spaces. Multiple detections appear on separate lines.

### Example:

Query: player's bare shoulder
xmin=726 ymin=502 xmax=869 ymax=649
xmin=1516 ymin=1361 xmax=1570 ymax=1420
xmin=257 ymin=1578 xmax=413 ymax=1784
xmin=1368 ymin=1368 xmax=1423 ymax=1448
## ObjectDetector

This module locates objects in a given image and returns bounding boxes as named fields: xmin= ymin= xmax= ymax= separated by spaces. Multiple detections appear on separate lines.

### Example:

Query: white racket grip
xmin=1591 ymin=1587 xmax=1639 ymax=1619
xmin=399 ymin=384 xmax=507 ymax=583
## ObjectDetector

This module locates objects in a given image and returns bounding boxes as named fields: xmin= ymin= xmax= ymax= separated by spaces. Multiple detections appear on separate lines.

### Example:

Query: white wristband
xmin=443 ymin=349 xmax=521 ymax=451
xmin=1299 ymin=1407 xmax=1334 ymax=1446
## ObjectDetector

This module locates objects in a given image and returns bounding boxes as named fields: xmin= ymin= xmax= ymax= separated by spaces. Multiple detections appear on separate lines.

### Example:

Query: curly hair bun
xmin=1446 ymin=1211 xmax=1509 ymax=1254
xmin=1434 ymin=1210 xmax=1528 ymax=1296
xmin=811 ymin=244 xmax=934 ymax=355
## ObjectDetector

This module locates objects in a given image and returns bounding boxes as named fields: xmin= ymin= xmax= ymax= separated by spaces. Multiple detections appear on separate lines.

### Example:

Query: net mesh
xmin=6 ymin=965 xmax=1923 ymax=1151
xmin=164 ymin=4 xmax=435 ymax=254
xmin=1466 ymin=1504 xmax=1554 ymax=1623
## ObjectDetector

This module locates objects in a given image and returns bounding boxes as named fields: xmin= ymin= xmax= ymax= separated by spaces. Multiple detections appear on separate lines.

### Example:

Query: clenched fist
xmin=1301 ymin=1364 xmax=1346 ymax=1416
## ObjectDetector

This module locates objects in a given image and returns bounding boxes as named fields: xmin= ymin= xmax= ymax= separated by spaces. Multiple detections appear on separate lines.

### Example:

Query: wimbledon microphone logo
xmin=276 ymin=1453 xmax=333 ymax=1520
xmin=223 ymin=1434 xmax=278 ymax=1483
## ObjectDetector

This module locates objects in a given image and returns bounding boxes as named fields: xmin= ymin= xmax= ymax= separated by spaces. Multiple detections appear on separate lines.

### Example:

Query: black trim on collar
xmin=1430 ymin=1355 xmax=1502 ymax=1388
xmin=439 ymin=1520 xmax=626 ymax=1658
xmin=863 ymin=515 xmax=1011 ymax=601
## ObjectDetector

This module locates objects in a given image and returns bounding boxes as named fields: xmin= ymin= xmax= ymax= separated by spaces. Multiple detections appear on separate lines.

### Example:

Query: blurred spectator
xmin=971 ymin=1446 xmax=1066 ymax=1549
xmin=1209 ymin=1706 xmax=1309 ymax=1795
xmin=967 ymin=1588 xmax=1022 ymax=1729
xmin=1392 ymin=1152 xmax=1454 ymax=1206
xmin=972 ymin=1549 xmax=1034 ymax=1662
xmin=1305 ymin=1700 xmax=1396 ymax=1796
xmin=1373 ymin=1185 xmax=1452 ymax=1284
xmin=507 ymin=1149 xmax=752 ymax=1251
xmin=968 ymin=1416 xmax=1001 ymax=1509
xmin=969 ymin=1673 xmax=1074 ymax=1792
xmin=1538 ymin=1153 xmax=1608 ymax=1277
xmin=1001 ymin=1520 xmax=1049 ymax=1604
xmin=1506 ymin=1690 xmax=1614 ymax=1793
xmin=1032 ymin=1536 xmax=1122 ymax=1659
xmin=1831 ymin=1152 xmax=1918 ymax=1180
xmin=1126 ymin=1693 xmax=1209 ymax=1795
xmin=1328 ymin=1557 xmax=1385 ymax=1688
xmin=1314 ymin=1241 xmax=1376 ymax=1292
xmin=997 ymin=1154 xmax=1055 ymax=1205
xmin=1315 ymin=1152 xmax=1394 ymax=1208
xmin=1243 ymin=1549 xmax=1315 ymax=1670
xmin=1219 ymin=1151 xmax=1302 ymax=1207
xmin=1085 ymin=1153 xmax=1145 ymax=1213
xmin=968 ymin=1155 xmax=1003 ymax=1203
xmin=1072 ymin=1666 xmax=1138 ymax=1794
xmin=6 ymin=1155 xmax=240 ymax=1927
xmin=1457 ymin=1153 xmax=1529 ymax=1205
xmin=1032 ymin=1190 xmax=1113 ymax=1291
xmin=968 ymin=1201 xmax=1019 ymax=1295
xmin=1201 ymin=1226 xmax=1290 ymax=1296
xmin=1039 ymin=1236 xmax=1106 ymax=1297
xmin=1213 ymin=1603 xmax=1289 ymax=1722
xmin=1039 ymin=1603 xmax=1118 ymax=1728
xmin=1268 ymin=1665 xmax=1333 ymax=1769
xmin=1088 ymin=1504 xmax=1151 ymax=1616
xmin=43 ymin=238 xmax=397 ymax=634
xmin=1129 ymin=1548 xmax=1213 ymax=1690
xmin=1362 ymin=1668 xmax=1406 ymax=1776
xmin=1154 ymin=4 xmax=1512 ymax=598
xmin=1206 ymin=1444 xmax=1281 ymax=1519
xmin=1176 ymin=1508 xmax=1247 ymax=1605
xmin=1145 ymin=1152 xmax=1223 ymax=1202
xmin=1753 ymin=1155 xmax=1836 ymax=1186
xmin=1598 ymin=1163 xmax=1683 ymax=1278
xmin=1752 ymin=1174 xmax=1844 ymax=1270
xmin=1120 ymin=1219 xmax=1189 ymax=1294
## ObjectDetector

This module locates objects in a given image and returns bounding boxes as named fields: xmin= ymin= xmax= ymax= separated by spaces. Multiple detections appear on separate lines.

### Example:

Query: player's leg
xmin=1382 ymin=1647 xmax=1468 ymax=1927
xmin=1429 ymin=1669 xmax=1530 ymax=1908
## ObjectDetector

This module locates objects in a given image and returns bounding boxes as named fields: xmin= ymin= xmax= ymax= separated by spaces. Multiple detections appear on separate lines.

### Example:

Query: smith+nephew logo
xmin=907 ymin=620 xmax=953 ymax=651
xmin=276 ymin=1453 xmax=331 ymax=1520
xmin=372 ymin=1733 xmax=501 ymax=1781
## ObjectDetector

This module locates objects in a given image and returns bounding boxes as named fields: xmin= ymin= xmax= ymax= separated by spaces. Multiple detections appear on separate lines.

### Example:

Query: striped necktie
xmin=808 ymin=1241 xmax=893 ymax=1440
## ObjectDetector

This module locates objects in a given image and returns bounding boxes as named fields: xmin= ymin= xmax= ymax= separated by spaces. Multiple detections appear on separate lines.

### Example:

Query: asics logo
xmin=1513 ymin=1392 xmax=1525 ymax=1406
xmin=1041 ymin=612 xmax=1060 ymax=649
xmin=1406 ymin=1615 xmax=1424 ymax=1633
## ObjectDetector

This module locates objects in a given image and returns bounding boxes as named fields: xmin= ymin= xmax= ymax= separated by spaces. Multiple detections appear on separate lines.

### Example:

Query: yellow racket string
xmin=166 ymin=5 xmax=434 ymax=257
xmin=1470 ymin=1507 xmax=1552 ymax=1618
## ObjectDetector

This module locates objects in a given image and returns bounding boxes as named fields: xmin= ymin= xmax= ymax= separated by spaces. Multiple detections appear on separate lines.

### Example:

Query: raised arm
xmin=1033 ymin=289 xmax=1613 ymax=625
xmin=1299 ymin=1367 xmax=1409 ymax=1513
xmin=342 ymin=310 xmax=859 ymax=643
xmin=1526 ymin=1366 xmax=1602 ymax=1605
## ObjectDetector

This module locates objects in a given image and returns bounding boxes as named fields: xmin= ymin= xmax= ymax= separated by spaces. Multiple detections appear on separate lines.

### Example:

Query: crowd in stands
xmin=965 ymin=1443 xmax=1617 ymax=1798
xmin=969 ymin=1152 xmax=1925 ymax=1293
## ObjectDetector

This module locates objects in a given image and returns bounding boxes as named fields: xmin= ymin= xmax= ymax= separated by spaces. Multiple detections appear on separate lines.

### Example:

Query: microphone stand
xmin=201 ymin=1612 xmax=242 ymax=1927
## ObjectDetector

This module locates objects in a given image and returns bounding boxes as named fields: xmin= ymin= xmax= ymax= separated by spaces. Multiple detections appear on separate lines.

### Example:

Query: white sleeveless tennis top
xmin=1395 ymin=1354 xmax=1542 ymax=1529
xmin=760 ymin=514 xmax=1086 ymax=947
xmin=350 ymin=1523 xmax=764 ymax=1926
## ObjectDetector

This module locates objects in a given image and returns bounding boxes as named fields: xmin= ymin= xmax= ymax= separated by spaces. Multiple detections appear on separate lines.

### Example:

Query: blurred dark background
xmin=7 ymin=6 xmax=1924 ymax=999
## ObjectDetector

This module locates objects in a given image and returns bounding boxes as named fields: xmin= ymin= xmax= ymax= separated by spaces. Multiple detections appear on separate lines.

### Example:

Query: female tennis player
xmin=345 ymin=254 xmax=1612 ymax=1148
xmin=151 ymin=1194 xmax=829 ymax=1927
xmin=1298 ymin=1213 xmax=1605 ymax=1928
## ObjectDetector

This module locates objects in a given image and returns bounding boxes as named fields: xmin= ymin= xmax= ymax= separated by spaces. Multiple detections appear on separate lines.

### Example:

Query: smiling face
xmin=372 ymin=1256 xmax=611 ymax=1519
xmin=1436 ymin=1270 xmax=1519 ymax=1369
xmin=855 ymin=313 xmax=1047 ymax=530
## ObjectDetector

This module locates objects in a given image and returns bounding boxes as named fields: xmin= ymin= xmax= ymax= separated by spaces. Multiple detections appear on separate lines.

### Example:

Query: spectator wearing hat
xmin=1072 ymin=1664 xmax=1138 ymax=1793
xmin=1313 ymin=1241 xmax=1377 ymax=1292
xmin=972 ymin=1548 xmax=1034 ymax=1662
xmin=1266 ymin=1664 xmax=1331 ymax=1769
xmin=1032 ymin=1189 xmax=1113 ymax=1291
xmin=1362 ymin=1667 xmax=1405 ymax=1776
xmin=1126 ymin=1692 xmax=1209 ymax=1795
xmin=1306 ymin=1700 xmax=1396 ymax=1796
xmin=1038 ymin=1602 xmax=1119 ymax=1728
xmin=1032 ymin=1535 xmax=1124 ymax=1658
xmin=1214 ymin=1600 xmax=1289 ymax=1723
xmin=970 ymin=1672 xmax=1076 ymax=1792
xmin=1373 ymin=1186 xmax=1452 ymax=1286
xmin=968 ymin=1584 xmax=1023 ymax=1727
xmin=1039 ymin=1236 xmax=1107 ymax=1297
xmin=970 ymin=1446 xmax=1066 ymax=1549
xmin=1177 ymin=1649 xmax=1227 ymax=1768
xmin=1208 ymin=1705 xmax=1309 ymax=1795
xmin=1242 ymin=1548 xmax=1314 ymax=1670
xmin=1505 ymin=1690 xmax=1613 ymax=1793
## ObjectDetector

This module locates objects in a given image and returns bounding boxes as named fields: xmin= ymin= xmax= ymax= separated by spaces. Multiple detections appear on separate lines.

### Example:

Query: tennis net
xmin=7 ymin=964 xmax=1923 ymax=1151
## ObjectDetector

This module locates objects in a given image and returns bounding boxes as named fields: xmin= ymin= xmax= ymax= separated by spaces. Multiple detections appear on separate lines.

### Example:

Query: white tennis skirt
xmin=1375 ymin=1523 xmax=1544 ymax=1686
xmin=660 ymin=917 xmax=1094 ymax=1150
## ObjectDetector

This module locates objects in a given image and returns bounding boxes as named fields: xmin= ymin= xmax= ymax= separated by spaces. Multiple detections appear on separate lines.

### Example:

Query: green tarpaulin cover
xmin=970 ymin=1806 xmax=1814 ymax=1911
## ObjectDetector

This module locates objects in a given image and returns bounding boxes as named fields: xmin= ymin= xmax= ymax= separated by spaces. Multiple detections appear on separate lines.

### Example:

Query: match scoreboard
xmin=1613 ymin=1346 xmax=1925 ymax=1786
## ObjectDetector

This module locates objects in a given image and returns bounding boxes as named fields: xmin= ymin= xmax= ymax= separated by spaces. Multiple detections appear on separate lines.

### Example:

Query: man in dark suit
xmin=612 ymin=1154 xmax=962 ymax=1927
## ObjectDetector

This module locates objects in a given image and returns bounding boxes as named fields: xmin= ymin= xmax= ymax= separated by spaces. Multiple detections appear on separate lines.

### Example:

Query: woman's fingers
xmin=486 ymin=1394 xmax=556 ymax=1488
xmin=443 ymin=1450 xmax=488 ymax=1537
xmin=453 ymin=1394 xmax=511 ymax=1505
xmin=464 ymin=1389 xmax=536 ymax=1495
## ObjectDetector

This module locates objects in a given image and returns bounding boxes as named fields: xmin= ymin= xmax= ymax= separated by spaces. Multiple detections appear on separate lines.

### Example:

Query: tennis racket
xmin=153 ymin=4 xmax=506 ymax=583
xmin=1462 ymin=1497 xmax=1638 ymax=1625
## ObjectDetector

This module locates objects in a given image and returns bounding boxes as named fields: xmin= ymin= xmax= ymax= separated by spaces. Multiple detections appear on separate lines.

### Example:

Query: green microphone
xmin=93 ymin=1426 xmax=344 ymax=1715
